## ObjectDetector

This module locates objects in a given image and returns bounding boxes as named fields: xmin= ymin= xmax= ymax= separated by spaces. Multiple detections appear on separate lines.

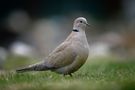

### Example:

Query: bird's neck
xmin=72 ymin=29 xmax=79 ymax=32
xmin=66 ymin=28 xmax=88 ymax=46
xmin=72 ymin=28 xmax=87 ymax=39
xmin=73 ymin=27 xmax=85 ymax=33
xmin=70 ymin=28 xmax=89 ymax=50
xmin=73 ymin=25 xmax=86 ymax=31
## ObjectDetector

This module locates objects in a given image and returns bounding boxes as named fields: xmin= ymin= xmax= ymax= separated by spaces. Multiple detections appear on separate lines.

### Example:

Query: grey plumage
xmin=16 ymin=17 xmax=89 ymax=76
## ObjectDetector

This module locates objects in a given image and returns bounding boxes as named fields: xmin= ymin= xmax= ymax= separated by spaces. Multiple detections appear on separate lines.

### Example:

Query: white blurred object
xmin=99 ymin=32 xmax=123 ymax=46
xmin=31 ymin=19 xmax=62 ymax=56
xmin=7 ymin=10 xmax=31 ymax=33
xmin=89 ymin=42 xmax=110 ymax=57
xmin=89 ymin=32 xmax=123 ymax=57
xmin=0 ymin=47 xmax=8 ymax=61
xmin=10 ymin=41 xmax=36 ymax=57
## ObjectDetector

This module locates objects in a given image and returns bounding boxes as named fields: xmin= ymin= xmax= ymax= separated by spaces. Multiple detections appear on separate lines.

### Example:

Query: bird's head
xmin=73 ymin=17 xmax=89 ymax=31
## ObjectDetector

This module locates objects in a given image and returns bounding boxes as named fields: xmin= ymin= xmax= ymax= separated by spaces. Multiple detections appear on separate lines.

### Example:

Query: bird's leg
xmin=69 ymin=73 xmax=72 ymax=77
xmin=63 ymin=73 xmax=72 ymax=77
xmin=63 ymin=74 xmax=66 ymax=77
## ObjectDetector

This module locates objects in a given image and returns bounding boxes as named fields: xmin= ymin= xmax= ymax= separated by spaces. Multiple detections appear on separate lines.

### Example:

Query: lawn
xmin=0 ymin=57 xmax=135 ymax=90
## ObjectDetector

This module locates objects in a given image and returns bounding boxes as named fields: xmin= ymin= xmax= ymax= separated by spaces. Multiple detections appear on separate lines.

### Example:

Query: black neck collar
xmin=73 ymin=29 xmax=79 ymax=32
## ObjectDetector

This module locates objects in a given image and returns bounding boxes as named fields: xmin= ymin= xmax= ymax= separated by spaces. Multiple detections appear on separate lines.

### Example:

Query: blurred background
xmin=0 ymin=0 xmax=135 ymax=70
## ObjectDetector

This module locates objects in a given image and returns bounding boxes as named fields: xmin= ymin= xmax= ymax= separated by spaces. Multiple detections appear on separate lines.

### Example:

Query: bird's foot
xmin=69 ymin=73 xmax=72 ymax=77
xmin=63 ymin=73 xmax=73 ymax=77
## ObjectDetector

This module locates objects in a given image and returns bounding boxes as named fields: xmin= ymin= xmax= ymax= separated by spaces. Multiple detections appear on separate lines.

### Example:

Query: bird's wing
xmin=44 ymin=42 xmax=77 ymax=69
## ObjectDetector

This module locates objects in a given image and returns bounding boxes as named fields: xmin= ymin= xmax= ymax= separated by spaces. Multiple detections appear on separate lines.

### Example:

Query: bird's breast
xmin=55 ymin=40 xmax=89 ymax=74
xmin=54 ymin=32 xmax=89 ymax=74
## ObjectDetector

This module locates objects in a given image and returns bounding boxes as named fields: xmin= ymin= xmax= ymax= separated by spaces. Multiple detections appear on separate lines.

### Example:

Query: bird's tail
xmin=16 ymin=62 xmax=49 ymax=73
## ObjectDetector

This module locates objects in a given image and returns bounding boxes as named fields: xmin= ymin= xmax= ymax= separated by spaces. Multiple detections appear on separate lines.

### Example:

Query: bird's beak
xmin=86 ymin=23 xmax=90 ymax=27
xmin=86 ymin=23 xmax=94 ymax=29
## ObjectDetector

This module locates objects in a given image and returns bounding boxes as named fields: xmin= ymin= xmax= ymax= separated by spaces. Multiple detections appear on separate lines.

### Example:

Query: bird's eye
xmin=80 ymin=21 xmax=83 ymax=23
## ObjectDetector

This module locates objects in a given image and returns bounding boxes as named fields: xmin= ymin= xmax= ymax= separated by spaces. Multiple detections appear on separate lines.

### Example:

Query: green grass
xmin=0 ymin=57 xmax=135 ymax=90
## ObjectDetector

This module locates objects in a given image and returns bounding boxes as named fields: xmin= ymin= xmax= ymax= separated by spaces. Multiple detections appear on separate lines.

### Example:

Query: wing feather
xmin=44 ymin=42 xmax=77 ymax=68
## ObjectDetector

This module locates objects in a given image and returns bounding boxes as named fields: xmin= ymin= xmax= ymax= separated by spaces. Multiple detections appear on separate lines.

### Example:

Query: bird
xmin=16 ymin=17 xmax=89 ymax=76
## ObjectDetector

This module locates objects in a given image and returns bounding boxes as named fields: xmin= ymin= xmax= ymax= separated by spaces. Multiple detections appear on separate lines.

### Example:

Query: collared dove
xmin=16 ymin=17 xmax=89 ymax=76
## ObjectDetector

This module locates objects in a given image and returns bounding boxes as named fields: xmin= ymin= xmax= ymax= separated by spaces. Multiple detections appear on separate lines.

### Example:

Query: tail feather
xmin=16 ymin=67 xmax=33 ymax=73
xmin=16 ymin=62 xmax=49 ymax=73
